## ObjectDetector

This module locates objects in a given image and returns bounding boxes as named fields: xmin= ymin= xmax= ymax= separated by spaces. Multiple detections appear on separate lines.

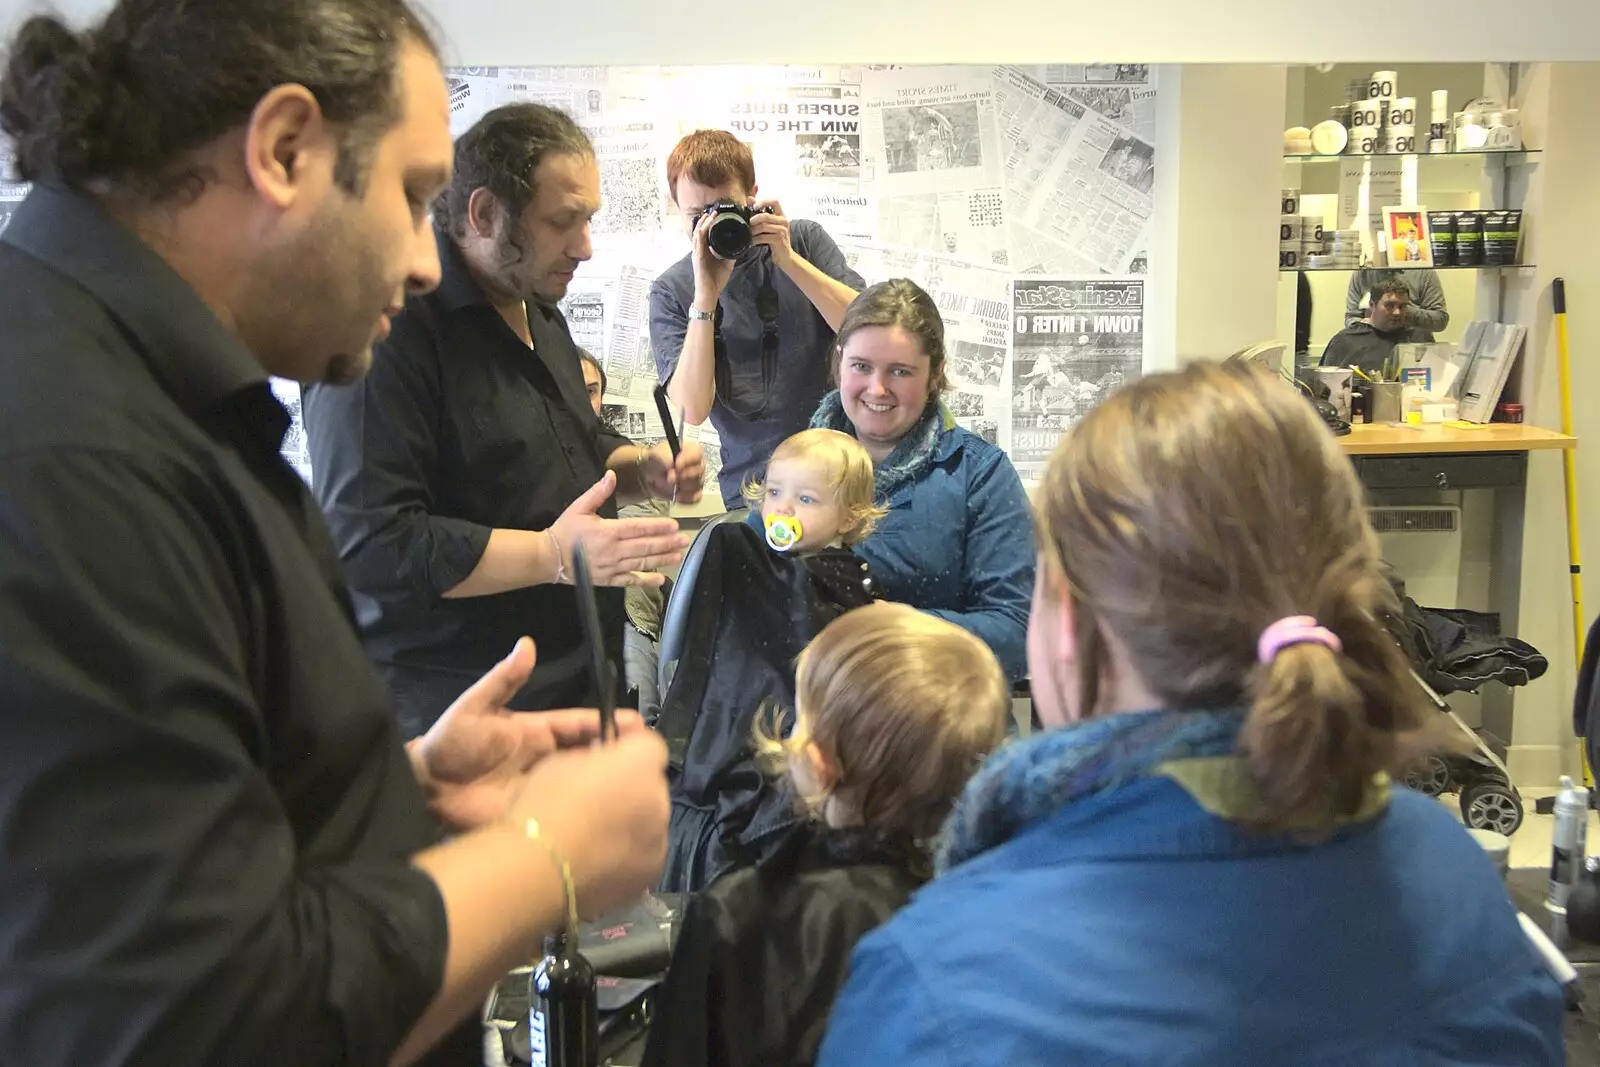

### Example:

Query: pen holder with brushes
xmin=1370 ymin=380 xmax=1405 ymax=424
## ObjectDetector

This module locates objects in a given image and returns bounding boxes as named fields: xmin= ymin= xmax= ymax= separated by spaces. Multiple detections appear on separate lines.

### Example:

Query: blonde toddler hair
xmin=742 ymin=428 xmax=886 ymax=547
xmin=756 ymin=603 xmax=1010 ymax=864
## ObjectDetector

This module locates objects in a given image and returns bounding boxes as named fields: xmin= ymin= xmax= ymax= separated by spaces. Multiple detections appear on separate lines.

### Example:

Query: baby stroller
xmin=1384 ymin=586 xmax=1544 ymax=837
xmin=1402 ymin=667 xmax=1525 ymax=837
xmin=652 ymin=516 xmax=878 ymax=893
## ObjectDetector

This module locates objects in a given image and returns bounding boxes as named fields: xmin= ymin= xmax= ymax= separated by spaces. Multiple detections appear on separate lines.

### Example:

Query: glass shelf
xmin=1284 ymin=149 xmax=1541 ymax=164
xmin=1280 ymin=264 xmax=1536 ymax=273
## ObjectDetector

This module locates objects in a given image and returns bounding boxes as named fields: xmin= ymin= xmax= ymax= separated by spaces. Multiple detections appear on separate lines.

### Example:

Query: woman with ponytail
xmin=820 ymin=360 xmax=1563 ymax=1066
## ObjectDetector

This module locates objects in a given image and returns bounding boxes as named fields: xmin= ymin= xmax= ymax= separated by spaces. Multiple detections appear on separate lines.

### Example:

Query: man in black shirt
xmin=0 ymin=6 xmax=669 ymax=1067
xmin=305 ymin=103 xmax=705 ymax=737
xmin=1321 ymin=276 xmax=1416 ymax=375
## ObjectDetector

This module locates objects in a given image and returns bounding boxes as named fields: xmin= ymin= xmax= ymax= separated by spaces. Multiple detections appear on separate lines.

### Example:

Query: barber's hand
xmin=691 ymin=209 xmax=736 ymax=306
xmin=550 ymin=470 xmax=689 ymax=588
xmin=410 ymin=637 xmax=650 ymax=831
xmin=638 ymin=440 xmax=706 ymax=505
xmin=504 ymin=727 xmax=670 ymax=919
xmin=750 ymin=198 xmax=794 ymax=268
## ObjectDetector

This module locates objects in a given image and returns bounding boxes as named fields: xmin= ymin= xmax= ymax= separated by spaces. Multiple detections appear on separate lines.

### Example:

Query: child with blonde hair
xmin=643 ymin=603 xmax=1009 ymax=1067
xmin=658 ymin=433 xmax=888 ymax=896
xmin=744 ymin=428 xmax=885 ymax=554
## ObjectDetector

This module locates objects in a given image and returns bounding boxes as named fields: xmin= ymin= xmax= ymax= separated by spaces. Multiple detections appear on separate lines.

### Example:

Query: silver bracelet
xmin=546 ymin=528 xmax=569 ymax=584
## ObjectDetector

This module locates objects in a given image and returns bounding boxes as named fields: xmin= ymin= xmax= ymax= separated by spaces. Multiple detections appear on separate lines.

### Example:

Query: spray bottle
xmin=1548 ymin=775 xmax=1590 ymax=913
xmin=529 ymin=931 xmax=597 ymax=1067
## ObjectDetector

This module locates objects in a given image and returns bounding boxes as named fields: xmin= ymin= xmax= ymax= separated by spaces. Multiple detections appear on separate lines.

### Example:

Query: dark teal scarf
xmin=935 ymin=709 xmax=1247 ymax=873
xmin=809 ymin=390 xmax=949 ymax=501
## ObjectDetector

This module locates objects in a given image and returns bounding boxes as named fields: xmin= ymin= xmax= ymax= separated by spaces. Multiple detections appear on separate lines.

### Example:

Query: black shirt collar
xmin=431 ymin=226 xmax=563 ymax=322
xmin=432 ymin=225 xmax=489 ymax=312
xmin=1 ymin=183 xmax=269 ymax=416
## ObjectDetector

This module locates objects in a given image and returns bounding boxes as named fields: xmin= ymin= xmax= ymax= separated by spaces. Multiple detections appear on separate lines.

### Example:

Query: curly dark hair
xmin=433 ymin=103 xmax=594 ymax=251
xmin=0 ymin=0 xmax=436 ymax=204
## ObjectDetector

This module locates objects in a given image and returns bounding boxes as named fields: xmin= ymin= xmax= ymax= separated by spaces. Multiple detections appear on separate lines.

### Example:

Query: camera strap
xmin=712 ymin=256 xmax=780 ymax=421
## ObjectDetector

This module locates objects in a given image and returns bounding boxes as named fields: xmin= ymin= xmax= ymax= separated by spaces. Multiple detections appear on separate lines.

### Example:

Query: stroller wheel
xmin=1403 ymin=756 xmax=1452 ymax=797
xmin=1460 ymin=781 xmax=1524 ymax=836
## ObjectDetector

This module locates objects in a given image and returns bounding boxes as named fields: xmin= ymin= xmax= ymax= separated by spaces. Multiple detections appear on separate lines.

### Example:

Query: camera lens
xmin=706 ymin=209 xmax=752 ymax=261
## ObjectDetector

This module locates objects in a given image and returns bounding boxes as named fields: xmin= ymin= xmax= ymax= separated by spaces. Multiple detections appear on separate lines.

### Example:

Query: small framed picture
xmin=1382 ymin=206 xmax=1433 ymax=267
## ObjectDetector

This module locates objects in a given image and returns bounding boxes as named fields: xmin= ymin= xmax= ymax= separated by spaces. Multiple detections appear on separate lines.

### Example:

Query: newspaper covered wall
xmin=271 ymin=380 xmax=315 ymax=485
xmin=659 ymin=66 xmax=872 ymax=240
xmin=993 ymin=67 xmax=1155 ymax=276
xmin=1010 ymin=279 xmax=1144 ymax=482
xmin=440 ymin=63 xmax=1157 ymax=491
xmin=0 ymin=141 xmax=25 ymax=239
xmin=446 ymin=63 xmax=1159 ymax=493
xmin=0 ymin=183 xmax=23 ymax=240
xmin=8 ymin=64 xmax=1157 ymax=493
xmin=858 ymin=67 xmax=1009 ymax=267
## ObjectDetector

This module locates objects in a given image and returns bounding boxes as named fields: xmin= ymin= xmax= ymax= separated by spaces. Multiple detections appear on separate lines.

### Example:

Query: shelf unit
xmin=1282 ymin=264 xmax=1536 ymax=273
xmin=1282 ymin=145 xmax=1537 ymax=277
xmin=1276 ymin=65 xmax=1560 ymax=782
xmin=1284 ymin=149 xmax=1541 ymax=164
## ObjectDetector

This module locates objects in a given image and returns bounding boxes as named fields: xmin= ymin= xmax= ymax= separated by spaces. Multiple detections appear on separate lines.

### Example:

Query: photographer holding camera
xmin=650 ymin=130 xmax=864 ymax=507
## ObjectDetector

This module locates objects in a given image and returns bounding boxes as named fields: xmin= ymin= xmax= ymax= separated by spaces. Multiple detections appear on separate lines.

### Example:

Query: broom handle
xmin=1554 ymin=279 xmax=1591 ymax=787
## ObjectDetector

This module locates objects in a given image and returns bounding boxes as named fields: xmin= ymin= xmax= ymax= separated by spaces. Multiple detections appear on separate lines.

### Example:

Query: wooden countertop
xmin=1340 ymin=422 xmax=1577 ymax=455
xmin=674 ymin=422 xmax=1577 ymax=515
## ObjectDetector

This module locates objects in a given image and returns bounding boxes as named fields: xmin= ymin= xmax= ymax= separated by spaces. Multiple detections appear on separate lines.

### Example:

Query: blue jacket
xmin=820 ymin=729 xmax=1563 ymax=1066
xmin=805 ymin=396 xmax=1034 ymax=681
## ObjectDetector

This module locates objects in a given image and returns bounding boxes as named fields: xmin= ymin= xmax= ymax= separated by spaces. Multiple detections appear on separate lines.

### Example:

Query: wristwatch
xmin=688 ymin=307 xmax=714 ymax=322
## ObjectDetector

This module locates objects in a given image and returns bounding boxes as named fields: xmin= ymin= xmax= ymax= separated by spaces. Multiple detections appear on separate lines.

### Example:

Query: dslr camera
xmin=700 ymin=200 xmax=774 ymax=261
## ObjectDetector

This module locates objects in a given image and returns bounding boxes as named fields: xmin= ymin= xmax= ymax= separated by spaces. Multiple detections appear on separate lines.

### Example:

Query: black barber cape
xmin=0 ymin=184 xmax=472 ymax=1066
xmin=1576 ymin=613 xmax=1600 ymax=774
xmin=655 ymin=522 xmax=878 ymax=893
xmin=1319 ymin=319 xmax=1408 ymax=375
xmin=641 ymin=822 xmax=922 ymax=1067
xmin=304 ymin=228 xmax=630 ymax=738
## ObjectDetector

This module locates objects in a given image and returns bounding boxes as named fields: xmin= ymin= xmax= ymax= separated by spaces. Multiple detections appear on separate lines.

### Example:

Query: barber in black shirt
xmin=0 ymin=6 xmax=669 ymax=1067
xmin=305 ymin=103 xmax=705 ymax=738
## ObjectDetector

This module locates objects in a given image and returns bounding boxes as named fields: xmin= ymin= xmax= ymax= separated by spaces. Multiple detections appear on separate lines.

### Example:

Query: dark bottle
xmin=529 ymin=932 xmax=598 ymax=1067
xmin=1566 ymin=857 xmax=1600 ymax=944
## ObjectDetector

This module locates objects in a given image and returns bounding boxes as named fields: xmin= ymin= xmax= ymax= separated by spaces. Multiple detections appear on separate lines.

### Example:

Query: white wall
xmin=1166 ymin=65 xmax=1285 ymax=364
xmin=6 ymin=0 xmax=1600 ymax=62
xmin=412 ymin=2 xmax=1600 ymax=66
xmin=1489 ymin=62 xmax=1600 ymax=787
xmin=1144 ymin=65 xmax=1182 ymax=370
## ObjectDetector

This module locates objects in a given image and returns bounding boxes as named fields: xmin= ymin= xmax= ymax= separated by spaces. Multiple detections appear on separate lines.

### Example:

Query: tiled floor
xmin=1448 ymin=789 xmax=1600 ymax=870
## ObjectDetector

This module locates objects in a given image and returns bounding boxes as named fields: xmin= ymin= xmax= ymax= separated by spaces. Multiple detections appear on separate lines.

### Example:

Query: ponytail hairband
xmin=1257 ymin=615 xmax=1342 ymax=664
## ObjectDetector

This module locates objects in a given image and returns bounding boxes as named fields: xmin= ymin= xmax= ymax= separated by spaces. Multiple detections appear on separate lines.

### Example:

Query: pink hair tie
xmin=1257 ymin=615 xmax=1342 ymax=664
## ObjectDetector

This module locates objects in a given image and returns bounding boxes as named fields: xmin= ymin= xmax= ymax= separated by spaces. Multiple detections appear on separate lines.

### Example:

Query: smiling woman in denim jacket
xmin=800 ymin=278 xmax=1033 ymax=682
